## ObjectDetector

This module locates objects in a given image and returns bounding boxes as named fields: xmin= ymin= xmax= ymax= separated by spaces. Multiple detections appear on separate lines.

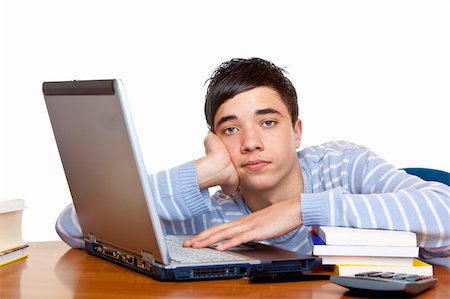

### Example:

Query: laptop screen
xmin=43 ymin=79 xmax=170 ymax=265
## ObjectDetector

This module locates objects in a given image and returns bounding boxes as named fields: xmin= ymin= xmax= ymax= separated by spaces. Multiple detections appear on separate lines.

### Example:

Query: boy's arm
xmin=300 ymin=147 xmax=450 ymax=258
xmin=152 ymin=133 xmax=239 ymax=222
xmin=55 ymin=204 xmax=85 ymax=248
xmin=183 ymin=196 xmax=302 ymax=251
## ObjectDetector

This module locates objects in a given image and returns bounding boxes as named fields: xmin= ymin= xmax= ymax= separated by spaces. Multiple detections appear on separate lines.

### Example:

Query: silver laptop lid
xmin=43 ymin=79 xmax=170 ymax=265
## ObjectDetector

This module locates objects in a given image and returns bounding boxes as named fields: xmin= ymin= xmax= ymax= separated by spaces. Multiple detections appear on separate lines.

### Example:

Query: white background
xmin=1 ymin=0 xmax=449 ymax=243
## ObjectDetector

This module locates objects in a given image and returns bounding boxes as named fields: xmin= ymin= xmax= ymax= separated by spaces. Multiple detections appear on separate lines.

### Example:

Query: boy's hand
xmin=183 ymin=196 xmax=302 ymax=250
xmin=196 ymin=133 xmax=239 ymax=195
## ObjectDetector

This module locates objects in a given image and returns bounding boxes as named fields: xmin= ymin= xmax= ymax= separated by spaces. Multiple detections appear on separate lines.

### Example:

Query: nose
xmin=240 ymin=127 xmax=264 ymax=153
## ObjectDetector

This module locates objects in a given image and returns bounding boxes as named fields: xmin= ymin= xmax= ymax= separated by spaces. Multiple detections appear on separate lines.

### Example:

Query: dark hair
xmin=204 ymin=57 xmax=298 ymax=131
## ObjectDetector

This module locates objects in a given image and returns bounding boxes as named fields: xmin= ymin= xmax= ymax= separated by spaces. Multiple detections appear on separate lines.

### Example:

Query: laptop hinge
xmin=88 ymin=233 xmax=97 ymax=243
xmin=141 ymin=250 xmax=154 ymax=263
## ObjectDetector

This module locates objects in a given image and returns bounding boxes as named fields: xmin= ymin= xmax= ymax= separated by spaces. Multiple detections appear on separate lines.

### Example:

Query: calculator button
xmin=355 ymin=271 xmax=379 ymax=276
xmin=379 ymin=272 xmax=395 ymax=278
xmin=392 ymin=274 xmax=409 ymax=280
xmin=405 ymin=275 xmax=419 ymax=282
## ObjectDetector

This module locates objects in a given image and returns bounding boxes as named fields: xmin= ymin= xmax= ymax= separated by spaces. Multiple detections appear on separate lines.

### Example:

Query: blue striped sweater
xmin=55 ymin=141 xmax=450 ymax=259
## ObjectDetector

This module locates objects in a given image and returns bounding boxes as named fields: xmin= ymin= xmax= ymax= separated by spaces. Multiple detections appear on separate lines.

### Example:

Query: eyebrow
xmin=214 ymin=108 xmax=283 ymax=129
xmin=215 ymin=115 xmax=238 ymax=130
xmin=255 ymin=108 xmax=282 ymax=116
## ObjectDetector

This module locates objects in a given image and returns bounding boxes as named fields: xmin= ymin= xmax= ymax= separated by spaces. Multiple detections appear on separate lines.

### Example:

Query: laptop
xmin=42 ymin=79 xmax=318 ymax=281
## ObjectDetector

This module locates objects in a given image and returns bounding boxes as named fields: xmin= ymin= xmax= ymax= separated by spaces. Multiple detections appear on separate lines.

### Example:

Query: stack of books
xmin=310 ymin=226 xmax=432 ymax=276
xmin=0 ymin=198 xmax=29 ymax=267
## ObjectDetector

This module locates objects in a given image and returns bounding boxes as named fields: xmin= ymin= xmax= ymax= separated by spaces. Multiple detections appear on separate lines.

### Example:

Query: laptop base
xmin=86 ymin=241 xmax=318 ymax=281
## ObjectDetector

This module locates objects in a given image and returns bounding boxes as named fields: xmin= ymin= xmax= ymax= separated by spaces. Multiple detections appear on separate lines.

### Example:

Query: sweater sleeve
xmin=55 ymin=204 xmax=84 ymax=249
xmin=150 ymin=160 xmax=212 ymax=221
xmin=301 ymin=144 xmax=450 ymax=258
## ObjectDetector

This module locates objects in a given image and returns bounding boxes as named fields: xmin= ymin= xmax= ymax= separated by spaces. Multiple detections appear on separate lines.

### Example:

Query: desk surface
xmin=1 ymin=241 xmax=449 ymax=299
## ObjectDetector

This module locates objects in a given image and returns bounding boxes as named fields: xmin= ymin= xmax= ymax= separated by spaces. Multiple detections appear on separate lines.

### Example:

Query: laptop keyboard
xmin=165 ymin=235 xmax=247 ymax=263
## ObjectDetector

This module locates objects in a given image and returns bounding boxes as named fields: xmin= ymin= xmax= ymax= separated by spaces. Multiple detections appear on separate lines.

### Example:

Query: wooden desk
xmin=1 ymin=242 xmax=449 ymax=298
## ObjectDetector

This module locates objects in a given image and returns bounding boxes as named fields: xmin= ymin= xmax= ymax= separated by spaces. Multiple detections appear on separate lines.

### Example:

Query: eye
xmin=223 ymin=127 xmax=239 ymax=135
xmin=262 ymin=120 xmax=276 ymax=128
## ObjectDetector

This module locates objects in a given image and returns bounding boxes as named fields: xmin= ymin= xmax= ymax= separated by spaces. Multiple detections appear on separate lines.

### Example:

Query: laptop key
xmin=166 ymin=235 xmax=246 ymax=263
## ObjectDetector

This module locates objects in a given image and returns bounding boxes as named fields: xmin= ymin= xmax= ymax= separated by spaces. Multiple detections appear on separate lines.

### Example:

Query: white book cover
xmin=0 ymin=198 xmax=25 ymax=213
xmin=313 ymin=226 xmax=417 ymax=247
xmin=321 ymin=256 xmax=414 ymax=266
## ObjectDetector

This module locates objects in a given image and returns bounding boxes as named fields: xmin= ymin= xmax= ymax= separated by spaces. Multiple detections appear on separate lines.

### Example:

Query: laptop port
xmin=122 ymin=254 xmax=135 ymax=265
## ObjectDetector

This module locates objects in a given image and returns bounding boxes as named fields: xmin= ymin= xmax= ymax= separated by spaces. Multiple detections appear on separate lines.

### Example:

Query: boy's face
xmin=213 ymin=86 xmax=302 ymax=194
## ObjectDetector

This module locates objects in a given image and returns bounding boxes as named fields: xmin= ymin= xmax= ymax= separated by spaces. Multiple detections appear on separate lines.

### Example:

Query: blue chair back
xmin=402 ymin=168 xmax=450 ymax=186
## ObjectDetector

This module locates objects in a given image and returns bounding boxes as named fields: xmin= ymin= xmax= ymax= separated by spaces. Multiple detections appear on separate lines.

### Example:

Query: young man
xmin=56 ymin=58 xmax=450 ymax=261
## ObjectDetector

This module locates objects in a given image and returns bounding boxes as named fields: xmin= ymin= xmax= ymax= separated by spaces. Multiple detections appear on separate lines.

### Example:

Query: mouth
xmin=242 ymin=159 xmax=270 ymax=171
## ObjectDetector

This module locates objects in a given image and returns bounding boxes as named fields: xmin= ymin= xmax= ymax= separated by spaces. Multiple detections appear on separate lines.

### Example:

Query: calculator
xmin=330 ymin=271 xmax=437 ymax=296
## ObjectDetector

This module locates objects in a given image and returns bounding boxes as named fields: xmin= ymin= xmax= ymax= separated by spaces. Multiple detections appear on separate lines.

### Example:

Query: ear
xmin=293 ymin=119 xmax=302 ymax=148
